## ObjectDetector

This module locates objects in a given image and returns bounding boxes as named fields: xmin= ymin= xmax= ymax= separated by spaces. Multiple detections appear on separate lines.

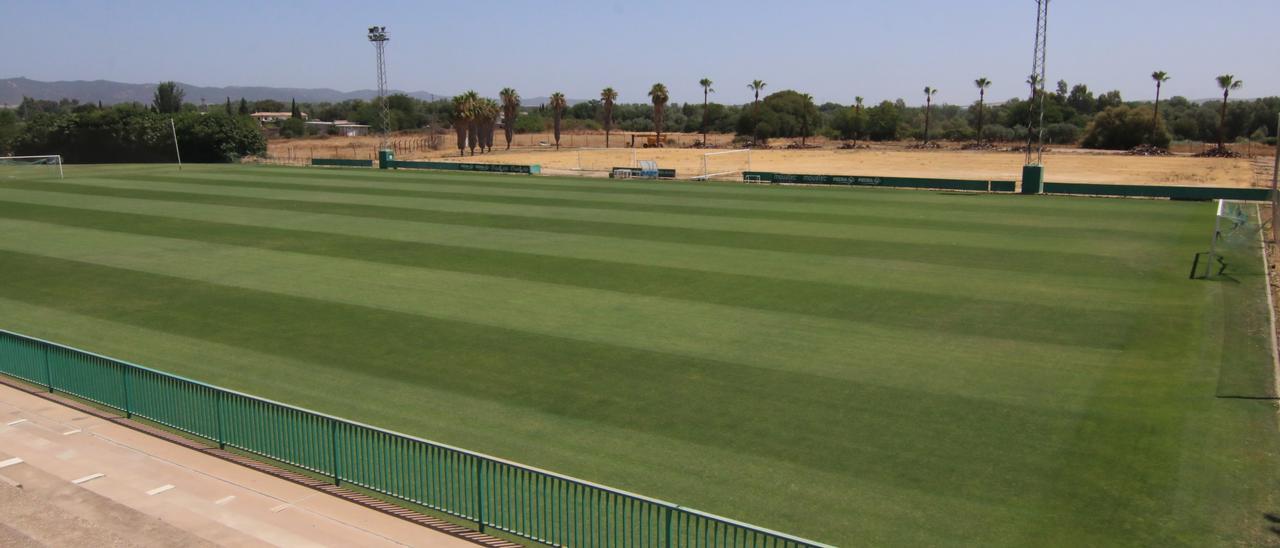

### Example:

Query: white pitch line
xmin=71 ymin=473 xmax=104 ymax=485
xmin=214 ymin=495 xmax=236 ymax=505
xmin=0 ymin=457 xmax=23 ymax=469
xmin=5 ymin=419 xmax=27 ymax=426
xmin=269 ymin=503 xmax=291 ymax=513
xmin=62 ymin=429 xmax=81 ymax=436
xmin=146 ymin=484 xmax=174 ymax=496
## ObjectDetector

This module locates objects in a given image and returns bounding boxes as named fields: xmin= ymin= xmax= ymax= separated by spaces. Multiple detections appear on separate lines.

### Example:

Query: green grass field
xmin=1 ymin=163 xmax=1277 ymax=545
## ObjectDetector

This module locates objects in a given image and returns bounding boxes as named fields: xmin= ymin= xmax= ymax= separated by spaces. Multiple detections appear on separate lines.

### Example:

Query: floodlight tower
xmin=1021 ymin=0 xmax=1050 ymax=193
xmin=368 ymin=26 xmax=392 ymax=164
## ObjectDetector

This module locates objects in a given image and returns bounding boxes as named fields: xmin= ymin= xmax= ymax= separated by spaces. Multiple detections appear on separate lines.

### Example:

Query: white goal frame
xmin=0 ymin=155 xmax=64 ymax=179
xmin=693 ymin=149 xmax=751 ymax=180
xmin=576 ymin=148 xmax=637 ymax=172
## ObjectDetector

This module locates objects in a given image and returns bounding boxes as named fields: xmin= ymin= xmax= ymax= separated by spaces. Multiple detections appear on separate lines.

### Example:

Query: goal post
xmin=693 ymin=149 xmax=751 ymax=180
xmin=1191 ymin=200 xmax=1262 ymax=279
xmin=575 ymin=148 xmax=637 ymax=172
xmin=0 ymin=155 xmax=64 ymax=180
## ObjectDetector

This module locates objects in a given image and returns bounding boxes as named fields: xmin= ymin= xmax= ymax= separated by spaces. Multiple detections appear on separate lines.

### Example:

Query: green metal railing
xmin=0 ymin=329 xmax=829 ymax=548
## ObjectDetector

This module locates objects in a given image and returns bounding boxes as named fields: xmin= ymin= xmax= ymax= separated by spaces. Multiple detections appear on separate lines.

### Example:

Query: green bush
xmin=865 ymin=101 xmax=902 ymax=141
xmin=1044 ymin=123 xmax=1080 ymax=144
xmin=513 ymin=114 xmax=546 ymax=134
xmin=1080 ymin=105 xmax=1170 ymax=150
xmin=735 ymin=91 xmax=819 ymax=141
xmin=0 ymin=109 xmax=19 ymax=154
xmin=279 ymin=117 xmax=306 ymax=138
xmin=14 ymin=110 xmax=265 ymax=163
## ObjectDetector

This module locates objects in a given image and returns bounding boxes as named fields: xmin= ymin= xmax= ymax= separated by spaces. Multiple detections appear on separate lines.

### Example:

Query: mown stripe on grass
xmin=0 ymin=218 xmax=1125 ymax=401
xmin=0 ymin=248 xmax=1113 ymax=511
xmin=0 ymin=199 xmax=1156 ymax=349
xmin=0 ymin=180 xmax=1162 ymax=276
xmin=42 ymin=177 xmax=1174 ymax=259
xmin=239 ymin=165 xmax=1202 ymax=220
xmin=135 ymin=172 xmax=1192 ymax=237
xmin=0 ymin=187 xmax=1172 ymax=307
xmin=0 ymin=296 xmax=982 ymax=546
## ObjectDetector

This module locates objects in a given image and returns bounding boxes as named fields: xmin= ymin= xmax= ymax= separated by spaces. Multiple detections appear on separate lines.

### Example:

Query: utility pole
xmin=1021 ymin=0 xmax=1050 ymax=194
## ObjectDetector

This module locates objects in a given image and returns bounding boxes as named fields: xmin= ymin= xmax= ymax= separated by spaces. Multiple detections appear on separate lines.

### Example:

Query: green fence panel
xmin=0 ymin=331 xmax=48 ymax=387
xmin=610 ymin=167 xmax=678 ymax=179
xmin=0 ymin=329 xmax=829 ymax=548
xmin=47 ymin=346 xmax=127 ymax=411
xmin=127 ymin=368 xmax=221 ymax=440
xmin=1043 ymin=182 xmax=1270 ymax=201
xmin=744 ymin=171 xmax=1014 ymax=192
xmin=311 ymin=158 xmax=374 ymax=167
xmin=220 ymin=392 xmax=334 ymax=476
xmin=389 ymin=160 xmax=540 ymax=174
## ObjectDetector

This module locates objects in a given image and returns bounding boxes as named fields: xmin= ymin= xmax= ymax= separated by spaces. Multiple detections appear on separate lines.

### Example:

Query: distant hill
xmin=0 ymin=77 xmax=446 ymax=106
xmin=0 ymin=77 xmax=594 ymax=108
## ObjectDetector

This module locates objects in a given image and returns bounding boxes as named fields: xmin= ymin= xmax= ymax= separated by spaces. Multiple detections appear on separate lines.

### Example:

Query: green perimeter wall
xmin=390 ymin=160 xmax=541 ymax=174
xmin=743 ymin=171 xmax=1016 ymax=192
xmin=610 ymin=167 xmax=678 ymax=179
xmin=1043 ymin=182 xmax=1271 ymax=201
xmin=311 ymin=158 xmax=374 ymax=167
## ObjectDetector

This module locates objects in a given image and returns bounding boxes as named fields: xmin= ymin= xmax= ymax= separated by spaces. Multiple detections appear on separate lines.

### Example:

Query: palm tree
xmin=451 ymin=93 xmax=474 ymax=156
xmin=476 ymin=98 xmax=500 ymax=153
xmin=600 ymin=87 xmax=618 ymax=148
xmin=1149 ymin=71 xmax=1169 ymax=145
xmin=973 ymin=78 xmax=991 ymax=145
xmin=1215 ymin=75 xmax=1243 ymax=149
xmin=699 ymin=78 xmax=714 ymax=146
xmin=922 ymin=86 xmax=938 ymax=144
xmin=549 ymin=92 xmax=567 ymax=150
xmin=853 ymin=96 xmax=864 ymax=146
xmin=462 ymin=90 xmax=482 ymax=155
xmin=800 ymin=93 xmax=815 ymax=147
xmin=748 ymin=80 xmax=766 ymax=110
xmin=649 ymin=83 xmax=669 ymax=146
xmin=499 ymin=88 xmax=520 ymax=150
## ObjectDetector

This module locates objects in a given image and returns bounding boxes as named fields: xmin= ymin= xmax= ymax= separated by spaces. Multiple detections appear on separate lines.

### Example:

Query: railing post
xmin=665 ymin=506 xmax=673 ymax=548
xmin=474 ymin=458 xmax=485 ymax=532
xmin=120 ymin=364 xmax=132 ymax=418
xmin=43 ymin=345 xmax=53 ymax=392
xmin=215 ymin=391 xmax=225 ymax=449
xmin=330 ymin=420 xmax=340 ymax=485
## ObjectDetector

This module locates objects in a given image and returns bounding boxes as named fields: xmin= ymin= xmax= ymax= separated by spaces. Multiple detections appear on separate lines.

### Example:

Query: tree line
xmin=3 ymin=76 xmax=1277 ymax=158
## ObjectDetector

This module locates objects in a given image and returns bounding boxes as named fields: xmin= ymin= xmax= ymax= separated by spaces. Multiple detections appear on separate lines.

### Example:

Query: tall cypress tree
xmin=238 ymin=98 xmax=249 ymax=115
xmin=290 ymin=98 xmax=301 ymax=119
xmin=225 ymin=97 xmax=233 ymax=115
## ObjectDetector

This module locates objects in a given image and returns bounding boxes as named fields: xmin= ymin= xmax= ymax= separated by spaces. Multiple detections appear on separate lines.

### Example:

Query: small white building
xmin=251 ymin=111 xmax=308 ymax=124
xmin=303 ymin=120 xmax=370 ymax=137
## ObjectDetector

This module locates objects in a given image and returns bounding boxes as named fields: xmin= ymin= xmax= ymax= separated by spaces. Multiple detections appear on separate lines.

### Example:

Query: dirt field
xmin=267 ymin=132 xmax=1271 ymax=187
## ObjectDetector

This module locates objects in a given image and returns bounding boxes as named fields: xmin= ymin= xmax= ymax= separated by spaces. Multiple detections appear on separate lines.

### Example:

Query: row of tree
xmin=4 ymin=76 xmax=1277 ymax=157
xmin=4 ymin=102 xmax=265 ymax=162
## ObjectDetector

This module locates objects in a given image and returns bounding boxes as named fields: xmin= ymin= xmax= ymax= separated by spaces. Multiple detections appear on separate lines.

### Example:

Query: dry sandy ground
xmin=268 ymin=132 xmax=1269 ymax=187
xmin=0 ymin=381 xmax=474 ymax=547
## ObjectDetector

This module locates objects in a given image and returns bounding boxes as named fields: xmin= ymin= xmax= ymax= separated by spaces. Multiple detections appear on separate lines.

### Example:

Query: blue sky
xmin=3 ymin=0 xmax=1277 ymax=105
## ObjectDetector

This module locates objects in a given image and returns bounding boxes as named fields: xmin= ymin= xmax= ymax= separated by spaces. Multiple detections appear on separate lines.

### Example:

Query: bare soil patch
xmin=268 ymin=132 xmax=1261 ymax=187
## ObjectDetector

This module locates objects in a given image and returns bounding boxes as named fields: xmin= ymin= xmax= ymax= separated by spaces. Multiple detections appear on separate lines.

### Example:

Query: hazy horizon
xmin=3 ymin=0 xmax=1277 ymax=106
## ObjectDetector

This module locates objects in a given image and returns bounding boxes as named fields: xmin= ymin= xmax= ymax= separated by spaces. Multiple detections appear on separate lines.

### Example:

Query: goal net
xmin=0 ymin=155 xmax=64 ymax=180
xmin=575 ymin=148 xmax=637 ymax=172
xmin=694 ymin=149 xmax=751 ymax=180
xmin=1191 ymin=200 xmax=1263 ymax=280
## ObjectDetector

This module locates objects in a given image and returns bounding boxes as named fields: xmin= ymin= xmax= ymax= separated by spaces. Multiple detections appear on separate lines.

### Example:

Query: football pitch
xmin=0 ymin=163 xmax=1277 ymax=545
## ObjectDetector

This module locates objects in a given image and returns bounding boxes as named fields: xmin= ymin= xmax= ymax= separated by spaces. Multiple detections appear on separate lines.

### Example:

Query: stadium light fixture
xmin=367 ymin=26 xmax=391 ymax=151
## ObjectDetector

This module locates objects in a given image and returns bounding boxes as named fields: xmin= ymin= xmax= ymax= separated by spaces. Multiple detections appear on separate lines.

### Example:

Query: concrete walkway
xmin=0 ymin=381 xmax=477 ymax=547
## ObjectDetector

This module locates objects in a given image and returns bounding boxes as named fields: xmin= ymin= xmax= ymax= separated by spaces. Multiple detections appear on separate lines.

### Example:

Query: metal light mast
xmin=1025 ymin=0 xmax=1049 ymax=166
xmin=368 ymin=26 xmax=391 ymax=151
